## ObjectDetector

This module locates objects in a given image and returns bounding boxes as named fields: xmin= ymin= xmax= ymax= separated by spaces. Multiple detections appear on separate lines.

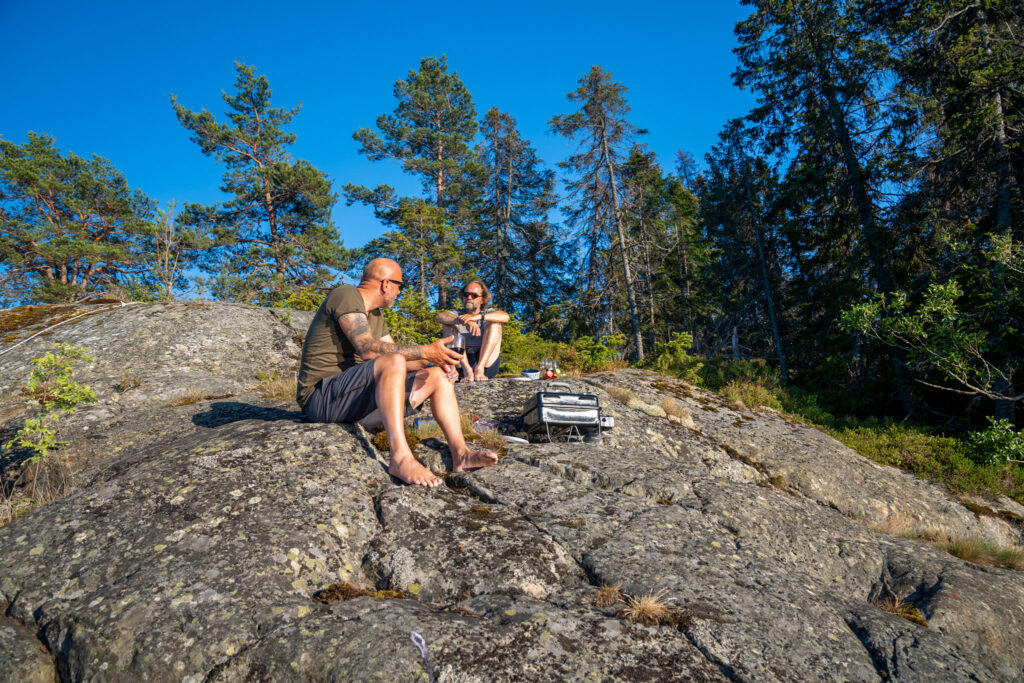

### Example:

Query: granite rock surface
xmin=1 ymin=302 xmax=1023 ymax=681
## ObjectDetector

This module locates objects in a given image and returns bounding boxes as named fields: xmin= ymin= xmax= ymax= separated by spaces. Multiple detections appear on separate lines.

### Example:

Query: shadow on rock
xmin=192 ymin=401 xmax=306 ymax=428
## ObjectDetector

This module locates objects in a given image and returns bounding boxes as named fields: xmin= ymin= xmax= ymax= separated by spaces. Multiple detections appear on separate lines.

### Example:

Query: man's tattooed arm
xmin=338 ymin=312 xmax=423 ymax=360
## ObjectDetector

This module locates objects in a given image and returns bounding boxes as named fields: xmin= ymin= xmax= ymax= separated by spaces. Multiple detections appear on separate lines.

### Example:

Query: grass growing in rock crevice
xmin=938 ymin=536 xmax=1024 ymax=570
xmin=254 ymin=371 xmax=296 ymax=402
xmin=867 ymin=518 xmax=1024 ymax=570
xmin=871 ymin=594 xmax=928 ymax=627
xmin=594 ymin=585 xmax=692 ymax=630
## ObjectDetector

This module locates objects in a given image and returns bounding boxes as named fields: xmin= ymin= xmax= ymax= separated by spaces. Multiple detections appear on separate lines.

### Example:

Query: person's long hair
xmin=461 ymin=279 xmax=492 ymax=310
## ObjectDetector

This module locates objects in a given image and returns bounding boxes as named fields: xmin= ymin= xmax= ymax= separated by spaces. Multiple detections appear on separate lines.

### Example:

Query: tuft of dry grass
xmin=606 ymin=386 xmax=637 ymax=404
xmin=861 ymin=518 xmax=1024 ymax=571
xmin=1 ymin=456 xmax=75 ymax=528
xmin=940 ymin=536 xmax=1024 ymax=570
xmin=595 ymin=584 xmax=623 ymax=608
xmin=115 ymin=374 xmax=141 ymax=392
xmin=618 ymin=588 xmax=678 ymax=626
xmin=166 ymin=390 xmax=207 ymax=407
xmin=661 ymin=398 xmax=691 ymax=420
xmin=871 ymin=595 xmax=928 ymax=627
xmin=721 ymin=380 xmax=783 ymax=411
xmin=460 ymin=415 xmax=508 ymax=457
xmin=255 ymin=372 xmax=297 ymax=402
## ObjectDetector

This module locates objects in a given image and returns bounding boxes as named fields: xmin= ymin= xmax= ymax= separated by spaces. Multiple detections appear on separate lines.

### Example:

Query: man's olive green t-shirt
xmin=296 ymin=285 xmax=389 ymax=409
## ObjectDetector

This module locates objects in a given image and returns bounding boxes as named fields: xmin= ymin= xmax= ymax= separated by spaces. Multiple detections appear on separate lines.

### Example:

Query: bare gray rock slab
xmin=2 ymin=304 xmax=1024 ymax=681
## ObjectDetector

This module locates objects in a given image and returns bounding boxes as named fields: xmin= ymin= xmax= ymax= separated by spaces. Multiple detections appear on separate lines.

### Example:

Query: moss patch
xmin=314 ymin=581 xmax=406 ymax=604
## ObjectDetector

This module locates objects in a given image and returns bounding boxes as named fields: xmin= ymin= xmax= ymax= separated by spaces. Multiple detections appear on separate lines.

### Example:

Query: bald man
xmin=297 ymin=258 xmax=498 ymax=486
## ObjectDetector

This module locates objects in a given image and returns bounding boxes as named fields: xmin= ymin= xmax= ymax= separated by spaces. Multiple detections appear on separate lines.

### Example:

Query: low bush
xmin=499 ymin=320 xmax=625 ymax=376
xmin=966 ymin=418 xmax=1024 ymax=466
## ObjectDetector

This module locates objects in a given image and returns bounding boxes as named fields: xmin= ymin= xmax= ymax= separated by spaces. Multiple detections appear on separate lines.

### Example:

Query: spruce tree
xmin=469 ymin=107 xmax=559 ymax=320
xmin=172 ymin=62 xmax=343 ymax=305
xmin=550 ymin=66 xmax=647 ymax=359
xmin=734 ymin=0 xmax=894 ymax=295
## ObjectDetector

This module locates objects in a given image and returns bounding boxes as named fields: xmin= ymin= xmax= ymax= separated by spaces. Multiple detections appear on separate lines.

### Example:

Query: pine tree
xmin=345 ymin=56 xmax=481 ymax=309
xmin=0 ymin=133 xmax=157 ymax=303
xmin=550 ymin=66 xmax=647 ymax=359
xmin=468 ymin=107 xmax=559 ymax=320
xmin=171 ymin=62 xmax=343 ymax=305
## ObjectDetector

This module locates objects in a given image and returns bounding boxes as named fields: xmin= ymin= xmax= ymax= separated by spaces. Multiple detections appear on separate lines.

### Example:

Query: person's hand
xmin=457 ymin=314 xmax=481 ymax=336
xmin=424 ymin=337 xmax=463 ymax=366
xmin=443 ymin=363 xmax=458 ymax=383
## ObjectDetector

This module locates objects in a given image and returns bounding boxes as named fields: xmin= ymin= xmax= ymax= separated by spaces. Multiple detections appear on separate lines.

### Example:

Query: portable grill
xmin=520 ymin=381 xmax=603 ymax=443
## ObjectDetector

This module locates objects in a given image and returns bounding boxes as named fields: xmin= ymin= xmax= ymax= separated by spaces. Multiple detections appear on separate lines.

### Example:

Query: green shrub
xmin=966 ymin=418 xmax=1024 ymax=466
xmin=382 ymin=290 xmax=442 ymax=344
xmin=273 ymin=285 xmax=327 ymax=311
xmin=498 ymin=319 xmax=563 ymax=374
xmin=6 ymin=343 xmax=97 ymax=496
xmin=699 ymin=358 xmax=780 ymax=393
xmin=722 ymin=380 xmax=783 ymax=411
xmin=647 ymin=332 xmax=703 ymax=383
xmin=570 ymin=334 xmax=626 ymax=372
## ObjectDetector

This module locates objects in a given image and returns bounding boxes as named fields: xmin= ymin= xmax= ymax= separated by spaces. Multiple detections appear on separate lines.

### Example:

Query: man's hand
xmin=463 ymin=320 xmax=482 ymax=336
xmin=457 ymin=313 xmax=482 ymax=336
xmin=423 ymin=337 xmax=464 ymax=366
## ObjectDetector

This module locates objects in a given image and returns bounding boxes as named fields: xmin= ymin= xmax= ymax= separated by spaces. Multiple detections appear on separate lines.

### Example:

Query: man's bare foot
xmin=474 ymin=372 xmax=488 ymax=382
xmin=389 ymin=454 xmax=441 ymax=487
xmin=452 ymin=447 xmax=499 ymax=472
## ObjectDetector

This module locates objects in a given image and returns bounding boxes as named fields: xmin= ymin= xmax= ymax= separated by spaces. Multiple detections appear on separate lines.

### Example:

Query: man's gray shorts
xmin=303 ymin=359 xmax=421 ymax=427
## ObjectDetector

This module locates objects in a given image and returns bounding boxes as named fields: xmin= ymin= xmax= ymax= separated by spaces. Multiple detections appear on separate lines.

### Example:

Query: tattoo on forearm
xmin=339 ymin=312 xmax=423 ymax=360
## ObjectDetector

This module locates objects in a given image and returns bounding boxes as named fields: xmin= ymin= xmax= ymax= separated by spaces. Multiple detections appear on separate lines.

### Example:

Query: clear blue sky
xmin=0 ymin=0 xmax=755 ymax=250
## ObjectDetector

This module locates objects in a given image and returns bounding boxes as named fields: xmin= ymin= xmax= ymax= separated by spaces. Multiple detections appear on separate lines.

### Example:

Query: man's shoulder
xmin=324 ymin=284 xmax=367 ymax=315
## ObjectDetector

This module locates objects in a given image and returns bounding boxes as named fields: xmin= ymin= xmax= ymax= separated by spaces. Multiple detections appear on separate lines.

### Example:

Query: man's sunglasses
xmin=382 ymin=278 xmax=405 ymax=292
xmin=462 ymin=291 xmax=481 ymax=299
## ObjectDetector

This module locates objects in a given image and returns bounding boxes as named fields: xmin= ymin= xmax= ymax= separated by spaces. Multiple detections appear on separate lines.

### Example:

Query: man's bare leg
xmin=409 ymin=366 xmax=498 ymax=471
xmin=473 ymin=323 xmax=503 ymax=381
xmin=374 ymin=354 xmax=441 ymax=487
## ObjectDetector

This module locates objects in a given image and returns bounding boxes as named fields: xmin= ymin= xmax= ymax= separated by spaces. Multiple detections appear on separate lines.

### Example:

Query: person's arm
xmin=436 ymin=310 xmax=459 ymax=326
xmin=458 ymin=309 xmax=510 ymax=326
xmin=441 ymin=310 xmax=480 ymax=337
xmin=379 ymin=334 xmax=429 ymax=370
xmin=338 ymin=312 xmax=461 ymax=366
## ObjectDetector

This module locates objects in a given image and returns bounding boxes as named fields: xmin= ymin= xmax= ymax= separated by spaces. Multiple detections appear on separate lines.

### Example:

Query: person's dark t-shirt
xmin=296 ymin=285 xmax=388 ymax=409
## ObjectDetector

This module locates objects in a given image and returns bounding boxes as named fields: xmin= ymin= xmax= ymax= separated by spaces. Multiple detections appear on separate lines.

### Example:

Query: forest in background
xmin=1 ymin=2 xmax=1022 ymax=473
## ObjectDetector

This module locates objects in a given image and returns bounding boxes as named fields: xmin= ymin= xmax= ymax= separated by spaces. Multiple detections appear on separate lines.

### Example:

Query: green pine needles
xmin=7 ymin=343 xmax=97 ymax=492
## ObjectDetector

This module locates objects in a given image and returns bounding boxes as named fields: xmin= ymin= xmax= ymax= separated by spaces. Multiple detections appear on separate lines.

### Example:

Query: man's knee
xmin=374 ymin=353 xmax=406 ymax=376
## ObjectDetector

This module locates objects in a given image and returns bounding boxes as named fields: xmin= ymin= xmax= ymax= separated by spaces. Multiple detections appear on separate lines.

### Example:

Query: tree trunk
xmin=804 ymin=18 xmax=892 ymax=295
xmin=600 ymin=128 xmax=644 ymax=360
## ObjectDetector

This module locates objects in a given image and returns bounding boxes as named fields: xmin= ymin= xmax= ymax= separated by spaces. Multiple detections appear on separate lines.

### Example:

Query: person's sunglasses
xmin=383 ymin=278 xmax=405 ymax=292
xmin=462 ymin=291 xmax=481 ymax=299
